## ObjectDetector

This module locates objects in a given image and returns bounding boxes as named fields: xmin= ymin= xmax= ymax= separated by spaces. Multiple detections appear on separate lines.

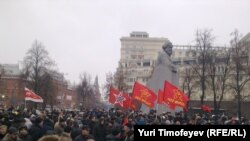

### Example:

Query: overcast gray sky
xmin=0 ymin=0 xmax=250 ymax=87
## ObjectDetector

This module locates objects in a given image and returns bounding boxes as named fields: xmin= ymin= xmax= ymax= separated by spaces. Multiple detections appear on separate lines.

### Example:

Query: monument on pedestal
xmin=140 ymin=41 xmax=181 ymax=114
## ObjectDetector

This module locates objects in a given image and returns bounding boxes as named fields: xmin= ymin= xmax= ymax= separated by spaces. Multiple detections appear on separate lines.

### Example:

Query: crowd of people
xmin=0 ymin=106 xmax=248 ymax=141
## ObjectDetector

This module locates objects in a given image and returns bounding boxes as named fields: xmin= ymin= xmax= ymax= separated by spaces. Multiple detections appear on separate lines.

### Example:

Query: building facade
xmin=0 ymin=64 xmax=78 ymax=108
xmin=119 ymin=31 xmax=169 ymax=92
xmin=0 ymin=64 xmax=26 ymax=107
xmin=171 ymin=45 xmax=235 ymax=101
xmin=171 ymin=32 xmax=250 ymax=102
xmin=118 ymin=31 xmax=250 ymax=102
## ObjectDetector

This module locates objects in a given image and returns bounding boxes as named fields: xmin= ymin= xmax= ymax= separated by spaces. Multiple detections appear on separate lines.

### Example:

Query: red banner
xmin=157 ymin=89 xmax=164 ymax=104
xmin=24 ymin=87 xmax=43 ymax=103
xmin=201 ymin=105 xmax=211 ymax=113
xmin=109 ymin=86 xmax=131 ymax=109
xmin=157 ymin=89 xmax=176 ymax=110
xmin=164 ymin=81 xmax=189 ymax=108
xmin=132 ymin=82 xmax=157 ymax=108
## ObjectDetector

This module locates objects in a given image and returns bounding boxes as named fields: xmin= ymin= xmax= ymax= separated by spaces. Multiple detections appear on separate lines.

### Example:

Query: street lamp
xmin=1 ymin=94 xmax=5 ymax=108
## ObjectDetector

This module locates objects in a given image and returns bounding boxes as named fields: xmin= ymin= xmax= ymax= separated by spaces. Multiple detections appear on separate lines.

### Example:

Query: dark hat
xmin=81 ymin=125 xmax=90 ymax=131
xmin=112 ymin=128 xmax=121 ymax=136
xmin=35 ymin=117 xmax=43 ymax=124
xmin=19 ymin=125 xmax=28 ymax=131
xmin=64 ymin=126 xmax=72 ymax=133
xmin=8 ymin=127 xmax=18 ymax=134
xmin=125 ymin=123 xmax=133 ymax=130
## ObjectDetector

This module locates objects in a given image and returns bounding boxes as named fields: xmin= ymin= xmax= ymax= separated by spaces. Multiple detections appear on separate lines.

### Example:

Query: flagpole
xmin=24 ymin=99 xmax=26 ymax=109
xmin=108 ymin=103 xmax=111 ymax=118
xmin=156 ymin=102 xmax=158 ymax=120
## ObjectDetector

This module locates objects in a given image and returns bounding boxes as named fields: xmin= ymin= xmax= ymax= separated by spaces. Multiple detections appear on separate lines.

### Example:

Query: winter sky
xmin=0 ymin=0 xmax=250 ymax=89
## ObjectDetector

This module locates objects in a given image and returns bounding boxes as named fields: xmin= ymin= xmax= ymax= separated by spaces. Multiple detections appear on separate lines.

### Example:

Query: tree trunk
xmin=237 ymin=92 xmax=241 ymax=120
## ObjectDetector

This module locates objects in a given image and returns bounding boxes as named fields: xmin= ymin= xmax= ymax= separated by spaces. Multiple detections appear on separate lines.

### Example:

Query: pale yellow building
xmin=119 ymin=31 xmax=169 ymax=92
xmin=171 ymin=31 xmax=250 ymax=102
xmin=118 ymin=32 xmax=250 ymax=102
xmin=171 ymin=45 xmax=235 ymax=101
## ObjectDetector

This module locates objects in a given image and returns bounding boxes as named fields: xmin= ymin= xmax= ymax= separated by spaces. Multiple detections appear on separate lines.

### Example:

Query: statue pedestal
xmin=140 ymin=64 xmax=182 ymax=114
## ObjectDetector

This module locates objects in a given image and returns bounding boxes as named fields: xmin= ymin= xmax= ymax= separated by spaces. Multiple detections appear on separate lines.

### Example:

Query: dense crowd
xmin=0 ymin=106 xmax=249 ymax=141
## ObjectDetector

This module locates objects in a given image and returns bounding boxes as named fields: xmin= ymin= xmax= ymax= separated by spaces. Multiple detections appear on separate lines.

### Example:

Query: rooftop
xmin=0 ymin=64 xmax=21 ymax=76
xmin=130 ymin=31 xmax=149 ymax=38
xmin=241 ymin=32 xmax=250 ymax=43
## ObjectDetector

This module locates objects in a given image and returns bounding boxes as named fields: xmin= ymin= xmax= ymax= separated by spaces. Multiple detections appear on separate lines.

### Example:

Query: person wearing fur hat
xmin=0 ymin=125 xmax=7 ymax=141
xmin=106 ymin=127 xmax=122 ymax=141
xmin=93 ymin=117 xmax=106 ymax=141
xmin=18 ymin=126 xmax=32 ymax=141
xmin=29 ymin=117 xmax=44 ymax=141
xmin=123 ymin=124 xmax=133 ymax=141
xmin=2 ymin=127 xmax=20 ymax=141
xmin=74 ymin=125 xmax=93 ymax=141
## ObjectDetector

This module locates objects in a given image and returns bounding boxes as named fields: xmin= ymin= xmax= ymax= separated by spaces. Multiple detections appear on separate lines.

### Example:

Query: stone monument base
xmin=140 ymin=65 xmax=182 ymax=114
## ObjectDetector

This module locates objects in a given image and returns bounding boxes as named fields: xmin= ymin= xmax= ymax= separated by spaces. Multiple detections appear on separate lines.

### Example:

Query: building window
xmin=143 ymin=62 xmax=150 ymax=67
xmin=240 ymin=76 xmax=243 ymax=81
xmin=129 ymin=78 xmax=133 ymax=82
xmin=172 ymin=52 xmax=175 ymax=57
xmin=184 ymin=60 xmax=195 ymax=65
xmin=192 ymin=52 xmax=196 ymax=57
xmin=173 ymin=61 xmax=181 ymax=65
xmin=179 ymin=51 xmax=182 ymax=56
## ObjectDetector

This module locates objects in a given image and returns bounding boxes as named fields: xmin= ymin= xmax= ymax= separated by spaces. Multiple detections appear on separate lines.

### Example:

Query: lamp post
xmin=1 ymin=94 xmax=5 ymax=108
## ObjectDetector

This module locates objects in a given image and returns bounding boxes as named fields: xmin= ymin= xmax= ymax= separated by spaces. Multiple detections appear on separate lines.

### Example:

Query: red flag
xmin=157 ymin=89 xmax=164 ymax=104
xmin=122 ymin=93 xmax=131 ymax=109
xmin=109 ymin=86 xmax=131 ymax=108
xmin=123 ymin=117 xmax=129 ymax=125
xmin=158 ymin=89 xmax=176 ymax=110
xmin=201 ymin=105 xmax=211 ymax=113
xmin=168 ymin=102 xmax=176 ymax=110
xmin=164 ymin=81 xmax=189 ymax=108
xmin=130 ymin=99 xmax=137 ymax=111
xmin=183 ymin=107 xmax=188 ymax=112
xmin=132 ymin=82 xmax=157 ymax=108
xmin=24 ymin=87 xmax=43 ymax=103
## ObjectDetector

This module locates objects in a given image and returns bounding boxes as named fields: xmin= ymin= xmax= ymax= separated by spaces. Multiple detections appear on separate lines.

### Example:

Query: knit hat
xmin=8 ymin=127 xmax=18 ymax=134
xmin=82 ymin=125 xmax=90 ymax=131
xmin=112 ymin=128 xmax=121 ymax=136
xmin=19 ymin=125 xmax=28 ymax=131
xmin=125 ymin=123 xmax=133 ymax=130
xmin=35 ymin=116 xmax=43 ymax=124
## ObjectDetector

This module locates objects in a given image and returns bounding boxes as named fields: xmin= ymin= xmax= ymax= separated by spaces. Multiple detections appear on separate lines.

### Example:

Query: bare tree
xmin=77 ymin=72 xmax=95 ymax=108
xmin=114 ymin=63 xmax=128 ymax=92
xmin=23 ymin=40 xmax=54 ymax=94
xmin=93 ymin=75 xmax=101 ymax=103
xmin=228 ymin=30 xmax=250 ymax=119
xmin=216 ymin=49 xmax=231 ymax=110
xmin=206 ymin=49 xmax=217 ymax=112
xmin=40 ymin=72 xmax=56 ymax=109
xmin=0 ymin=66 xmax=5 ymax=95
xmin=181 ymin=67 xmax=197 ymax=108
xmin=193 ymin=29 xmax=215 ymax=105
xmin=0 ymin=65 xmax=4 ymax=79
xmin=206 ymin=47 xmax=231 ymax=114
xmin=103 ymin=72 xmax=114 ymax=100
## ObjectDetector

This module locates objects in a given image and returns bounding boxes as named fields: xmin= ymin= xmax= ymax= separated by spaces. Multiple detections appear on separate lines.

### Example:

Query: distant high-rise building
xmin=118 ymin=31 xmax=169 ymax=93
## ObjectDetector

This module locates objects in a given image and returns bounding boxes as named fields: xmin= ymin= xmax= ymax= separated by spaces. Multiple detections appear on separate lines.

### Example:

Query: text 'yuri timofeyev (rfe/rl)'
xmin=134 ymin=125 xmax=250 ymax=140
